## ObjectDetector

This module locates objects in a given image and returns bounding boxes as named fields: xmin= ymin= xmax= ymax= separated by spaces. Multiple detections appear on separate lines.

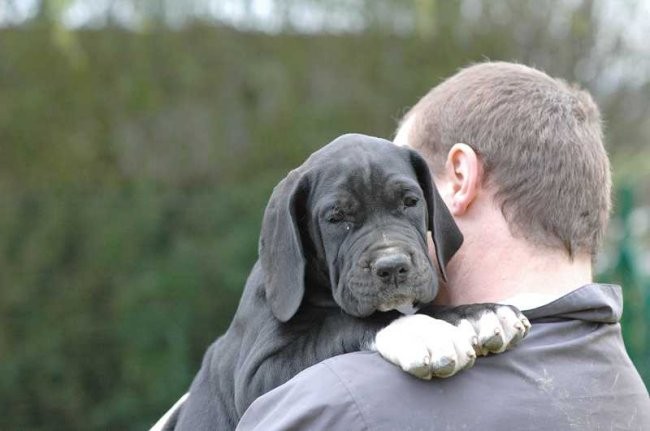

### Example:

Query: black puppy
xmin=163 ymin=134 xmax=528 ymax=430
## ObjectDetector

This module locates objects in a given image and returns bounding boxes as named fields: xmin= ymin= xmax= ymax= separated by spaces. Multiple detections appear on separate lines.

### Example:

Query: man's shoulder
xmin=238 ymin=350 xmax=531 ymax=431
xmin=237 ymin=351 xmax=432 ymax=431
xmin=238 ymin=285 xmax=649 ymax=431
xmin=319 ymin=350 xmax=410 ymax=383
xmin=236 ymin=356 xmax=372 ymax=431
xmin=239 ymin=316 xmax=650 ymax=431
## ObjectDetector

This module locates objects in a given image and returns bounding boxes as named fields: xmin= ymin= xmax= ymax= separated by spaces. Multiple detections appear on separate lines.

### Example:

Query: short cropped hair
xmin=401 ymin=62 xmax=611 ymax=257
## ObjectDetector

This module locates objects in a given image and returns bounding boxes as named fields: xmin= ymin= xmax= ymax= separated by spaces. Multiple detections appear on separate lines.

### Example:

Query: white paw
xmin=456 ymin=306 xmax=531 ymax=356
xmin=373 ymin=315 xmax=477 ymax=380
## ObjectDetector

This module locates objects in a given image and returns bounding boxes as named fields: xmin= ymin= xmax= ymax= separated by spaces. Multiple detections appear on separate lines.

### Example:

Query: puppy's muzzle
xmin=370 ymin=247 xmax=412 ymax=285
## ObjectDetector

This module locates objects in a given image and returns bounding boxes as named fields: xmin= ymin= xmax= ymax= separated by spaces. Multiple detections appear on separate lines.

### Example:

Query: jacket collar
xmin=522 ymin=283 xmax=622 ymax=323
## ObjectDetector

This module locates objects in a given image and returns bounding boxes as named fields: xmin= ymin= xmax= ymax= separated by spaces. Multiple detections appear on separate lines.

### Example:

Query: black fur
xmin=170 ymin=134 xmax=465 ymax=430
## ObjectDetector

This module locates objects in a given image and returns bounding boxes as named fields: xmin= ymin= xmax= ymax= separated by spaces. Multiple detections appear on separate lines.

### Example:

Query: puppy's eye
xmin=327 ymin=209 xmax=345 ymax=224
xmin=404 ymin=196 xmax=419 ymax=208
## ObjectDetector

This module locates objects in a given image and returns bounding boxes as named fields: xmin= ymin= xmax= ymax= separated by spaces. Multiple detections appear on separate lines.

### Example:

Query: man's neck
xmin=440 ymin=227 xmax=593 ymax=309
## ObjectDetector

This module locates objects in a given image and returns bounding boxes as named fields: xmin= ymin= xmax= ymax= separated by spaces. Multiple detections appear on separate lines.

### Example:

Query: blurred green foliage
xmin=0 ymin=1 xmax=649 ymax=429
xmin=600 ymin=186 xmax=650 ymax=391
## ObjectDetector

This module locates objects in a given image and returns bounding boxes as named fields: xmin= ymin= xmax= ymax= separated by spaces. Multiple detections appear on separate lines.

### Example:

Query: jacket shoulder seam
xmin=322 ymin=360 xmax=372 ymax=431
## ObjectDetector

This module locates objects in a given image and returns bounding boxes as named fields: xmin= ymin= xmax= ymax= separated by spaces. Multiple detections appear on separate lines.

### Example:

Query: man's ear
xmin=259 ymin=169 xmax=309 ymax=322
xmin=442 ymin=143 xmax=481 ymax=216
xmin=408 ymin=150 xmax=463 ymax=280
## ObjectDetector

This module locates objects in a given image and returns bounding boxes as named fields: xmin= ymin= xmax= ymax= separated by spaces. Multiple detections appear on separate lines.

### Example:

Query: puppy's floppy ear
xmin=259 ymin=168 xmax=309 ymax=322
xmin=408 ymin=149 xmax=463 ymax=281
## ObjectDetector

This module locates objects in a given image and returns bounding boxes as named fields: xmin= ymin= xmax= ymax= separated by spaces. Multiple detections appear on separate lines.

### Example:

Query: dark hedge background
xmin=1 ymin=1 xmax=648 ymax=430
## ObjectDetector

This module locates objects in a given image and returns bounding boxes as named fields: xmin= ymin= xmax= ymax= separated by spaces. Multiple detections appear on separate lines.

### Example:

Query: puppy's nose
xmin=373 ymin=253 xmax=411 ymax=282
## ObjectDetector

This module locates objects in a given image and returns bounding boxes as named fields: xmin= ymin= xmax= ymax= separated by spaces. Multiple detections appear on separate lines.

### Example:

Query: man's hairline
xmin=393 ymin=112 xmax=458 ymax=183
xmin=393 ymin=112 xmax=415 ymax=149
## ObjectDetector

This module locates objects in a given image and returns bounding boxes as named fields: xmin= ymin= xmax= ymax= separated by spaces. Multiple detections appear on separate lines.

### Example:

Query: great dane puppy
xmin=161 ymin=134 xmax=529 ymax=431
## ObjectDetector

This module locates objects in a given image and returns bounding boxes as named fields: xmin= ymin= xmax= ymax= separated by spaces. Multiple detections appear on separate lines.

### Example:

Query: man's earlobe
xmin=444 ymin=143 xmax=481 ymax=216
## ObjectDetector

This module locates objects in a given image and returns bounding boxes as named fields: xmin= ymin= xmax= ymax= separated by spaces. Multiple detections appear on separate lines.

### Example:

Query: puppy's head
xmin=260 ymin=134 xmax=463 ymax=322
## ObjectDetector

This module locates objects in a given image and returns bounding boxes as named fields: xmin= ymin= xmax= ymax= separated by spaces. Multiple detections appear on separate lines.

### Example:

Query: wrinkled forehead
xmin=309 ymin=151 xmax=420 ymax=203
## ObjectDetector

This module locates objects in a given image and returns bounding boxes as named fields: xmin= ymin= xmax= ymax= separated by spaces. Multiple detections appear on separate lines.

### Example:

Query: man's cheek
xmin=427 ymin=232 xmax=437 ymax=264
xmin=427 ymin=232 xmax=450 ymax=305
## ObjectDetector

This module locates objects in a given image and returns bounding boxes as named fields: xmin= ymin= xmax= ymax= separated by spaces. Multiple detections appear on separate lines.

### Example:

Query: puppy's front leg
xmin=373 ymin=315 xmax=478 ymax=379
xmin=427 ymin=304 xmax=531 ymax=356
xmin=373 ymin=304 xmax=530 ymax=379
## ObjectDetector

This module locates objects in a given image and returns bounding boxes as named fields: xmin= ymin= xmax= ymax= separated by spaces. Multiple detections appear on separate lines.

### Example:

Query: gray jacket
xmin=237 ymin=284 xmax=650 ymax=430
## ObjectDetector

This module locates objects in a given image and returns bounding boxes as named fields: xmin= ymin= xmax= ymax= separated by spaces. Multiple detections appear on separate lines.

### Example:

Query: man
xmin=236 ymin=62 xmax=650 ymax=430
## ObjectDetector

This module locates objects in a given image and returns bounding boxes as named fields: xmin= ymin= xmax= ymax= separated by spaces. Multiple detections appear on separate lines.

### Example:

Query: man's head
xmin=395 ymin=62 xmax=611 ymax=260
